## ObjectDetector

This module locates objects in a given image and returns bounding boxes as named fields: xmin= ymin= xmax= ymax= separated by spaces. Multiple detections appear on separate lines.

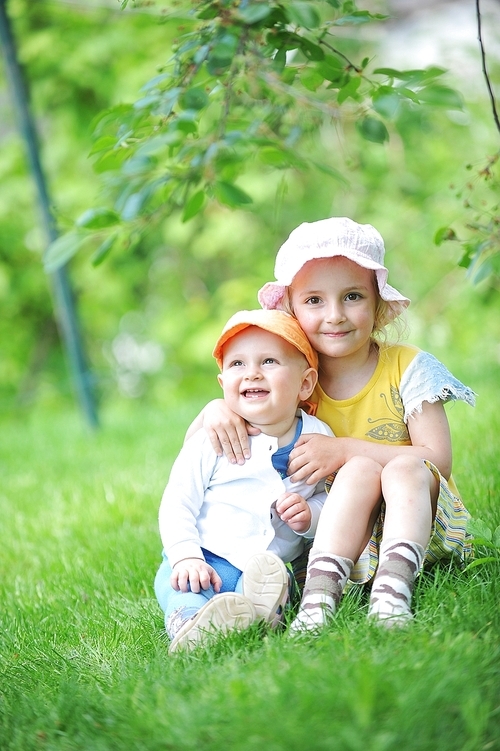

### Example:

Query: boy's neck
xmin=249 ymin=412 xmax=300 ymax=448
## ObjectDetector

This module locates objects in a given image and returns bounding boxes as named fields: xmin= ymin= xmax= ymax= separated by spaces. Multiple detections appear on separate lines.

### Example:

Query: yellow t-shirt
xmin=307 ymin=343 xmax=463 ymax=497
xmin=312 ymin=343 xmax=418 ymax=444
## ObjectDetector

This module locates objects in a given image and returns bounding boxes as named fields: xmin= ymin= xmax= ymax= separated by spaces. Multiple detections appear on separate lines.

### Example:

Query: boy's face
xmin=217 ymin=327 xmax=317 ymax=427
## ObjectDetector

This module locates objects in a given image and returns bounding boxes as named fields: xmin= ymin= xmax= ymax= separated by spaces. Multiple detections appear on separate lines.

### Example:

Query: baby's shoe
xmin=242 ymin=552 xmax=289 ymax=627
xmin=168 ymin=593 xmax=257 ymax=653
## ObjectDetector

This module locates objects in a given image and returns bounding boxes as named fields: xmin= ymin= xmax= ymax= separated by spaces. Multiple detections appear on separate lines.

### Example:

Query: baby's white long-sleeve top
xmin=159 ymin=409 xmax=334 ymax=571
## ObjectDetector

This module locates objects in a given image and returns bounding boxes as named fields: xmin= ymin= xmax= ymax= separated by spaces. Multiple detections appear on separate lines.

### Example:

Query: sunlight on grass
xmin=1 ymin=393 xmax=499 ymax=750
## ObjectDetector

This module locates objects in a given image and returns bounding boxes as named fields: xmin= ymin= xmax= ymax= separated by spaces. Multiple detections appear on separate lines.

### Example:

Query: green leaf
xmin=300 ymin=68 xmax=324 ymax=92
xmin=434 ymin=226 xmax=458 ymax=245
xmin=43 ymin=230 xmax=89 ymax=272
xmin=179 ymin=87 xmax=209 ymax=111
xmin=182 ymin=190 xmax=206 ymax=222
xmin=312 ymin=161 xmax=349 ymax=185
xmin=493 ymin=525 xmax=500 ymax=548
xmin=273 ymin=46 xmax=287 ymax=73
xmin=91 ymin=233 xmax=117 ymax=267
xmin=418 ymin=85 xmax=464 ymax=109
xmin=337 ymin=76 xmax=361 ymax=104
xmin=213 ymin=181 xmax=253 ymax=207
xmin=356 ymin=116 xmax=389 ymax=144
xmin=298 ymin=37 xmax=324 ymax=61
xmin=286 ymin=2 xmax=321 ymax=29
xmin=372 ymin=87 xmax=400 ymax=119
xmin=396 ymin=86 xmax=421 ymax=104
xmin=238 ymin=4 xmax=272 ymax=24
xmin=317 ymin=55 xmax=345 ymax=84
xmin=464 ymin=556 xmax=498 ymax=571
xmin=76 ymin=207 xmax=120 ymax=230
xmin=335 ymin=11 xmax=386 ymax=26
xmin=197 ymin=5 xmax=218 ymax=19
xmin=88 ymin=136 xmax=117 ymax=156
xmin=467 ymin=518 xmax=493 ymax=541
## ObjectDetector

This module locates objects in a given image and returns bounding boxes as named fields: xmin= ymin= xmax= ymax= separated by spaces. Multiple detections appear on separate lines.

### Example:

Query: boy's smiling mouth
xmin=242 ymin=388 xmax=269 ymax=398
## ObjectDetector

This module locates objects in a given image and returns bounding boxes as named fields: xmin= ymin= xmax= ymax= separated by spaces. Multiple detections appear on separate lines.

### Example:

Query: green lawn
xmin=1 ymin=388 xmax=499 ymax=751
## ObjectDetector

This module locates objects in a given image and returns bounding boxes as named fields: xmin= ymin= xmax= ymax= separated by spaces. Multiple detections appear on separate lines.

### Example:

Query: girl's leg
xmin=290 ymin=456 xmax=383 ymax=632
xmin=368 ymin=456 xmax=439 ymax=626
xmin=313 ymin=456 xmax=384 ymax=559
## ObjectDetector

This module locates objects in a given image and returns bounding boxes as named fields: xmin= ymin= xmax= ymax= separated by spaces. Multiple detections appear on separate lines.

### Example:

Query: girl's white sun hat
xmin=258 ymin=217 xmax=410 ymax=318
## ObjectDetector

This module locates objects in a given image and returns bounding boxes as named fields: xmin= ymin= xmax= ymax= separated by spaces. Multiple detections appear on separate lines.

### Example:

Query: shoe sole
xmin=242 ymin=552 xmax=289 ymax=626
xmin=169 ymin=593 xmax=257 ymax=653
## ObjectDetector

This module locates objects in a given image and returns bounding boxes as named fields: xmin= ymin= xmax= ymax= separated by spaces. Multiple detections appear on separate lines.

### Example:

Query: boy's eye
xmin=263 ymin=357 xmax=277 ymax=365
xmin=230 ymin=360 xmax=244 ymax=367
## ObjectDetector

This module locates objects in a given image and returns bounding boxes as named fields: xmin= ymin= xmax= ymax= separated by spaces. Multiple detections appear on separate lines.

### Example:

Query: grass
xmin=0 ymin=389 xmax=499 ymax=751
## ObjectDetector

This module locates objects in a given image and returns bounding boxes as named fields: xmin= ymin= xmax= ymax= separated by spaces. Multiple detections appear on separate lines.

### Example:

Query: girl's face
xmin=290 ymin=256 xmax=378 ymax=362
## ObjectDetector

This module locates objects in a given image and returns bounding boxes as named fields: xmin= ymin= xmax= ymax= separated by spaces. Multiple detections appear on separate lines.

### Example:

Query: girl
xmin=193 ymin=217 xmax=475 ymax=630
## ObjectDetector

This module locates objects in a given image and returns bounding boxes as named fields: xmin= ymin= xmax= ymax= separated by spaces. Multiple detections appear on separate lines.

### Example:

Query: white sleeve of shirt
xmin=298 ymin=410 xmax=335 ymax=538
xmin=158 ymin=430 xmax=217 ymax=568
xmin=399 ymin=351 xmax=476 ymax=422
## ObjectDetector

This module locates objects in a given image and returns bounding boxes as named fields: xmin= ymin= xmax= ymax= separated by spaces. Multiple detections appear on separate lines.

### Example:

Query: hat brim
xmin=213 ymin=310 xmax=318 ymax=370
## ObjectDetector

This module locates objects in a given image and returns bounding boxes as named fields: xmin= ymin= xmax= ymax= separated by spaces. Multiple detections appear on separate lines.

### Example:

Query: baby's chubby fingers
xmin=276 ymin=491 xmax=311 ymax=532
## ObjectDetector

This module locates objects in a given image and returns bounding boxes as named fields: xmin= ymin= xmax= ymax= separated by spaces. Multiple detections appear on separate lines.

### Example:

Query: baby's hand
xmin=170 ymin=558 xmax=222 ymax=594
xmin=275 ymin=491 xmax=312 ymax=533
xmin=202 ymin=399 xmax=260 ymax=465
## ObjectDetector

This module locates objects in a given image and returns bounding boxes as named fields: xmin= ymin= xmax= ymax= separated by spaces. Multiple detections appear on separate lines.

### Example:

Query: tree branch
xmin=476 ymin=0 xmax=500 ymax=135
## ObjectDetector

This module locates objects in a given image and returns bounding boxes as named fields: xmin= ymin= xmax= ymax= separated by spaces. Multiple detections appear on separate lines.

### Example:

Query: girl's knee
xmin=382 ymin=454 xmax=428 ymax=478
xmin=339 ymin=455 xmax=382 ymax=481
xmin=382 ymin=455 xmax=438 ymax=497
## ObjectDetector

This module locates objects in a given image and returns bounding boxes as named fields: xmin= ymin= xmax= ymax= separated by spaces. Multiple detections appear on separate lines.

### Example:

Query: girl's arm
xmin=288 ymin=400 xmax=452 ymax=485
xmin=184 ymin=398 xmax=259 ymax=464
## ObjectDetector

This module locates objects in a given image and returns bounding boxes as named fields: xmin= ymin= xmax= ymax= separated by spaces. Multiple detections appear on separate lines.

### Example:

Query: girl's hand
xmin=202 ymin=399 xmax=260 ymax=464
xmin=275 ymin=491 xmax=312 ymax=533
xmin=170 ymin=558 xmax=223 ymax=594
xmin=288 ymin=434 xmax=343 ymax=485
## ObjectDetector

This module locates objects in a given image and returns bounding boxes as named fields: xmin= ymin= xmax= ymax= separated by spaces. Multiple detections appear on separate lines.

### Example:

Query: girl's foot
xmin=368 ymin=539 xmax=424 ymax=628
xmin=289 ymin=551 xmax=353 ymax=633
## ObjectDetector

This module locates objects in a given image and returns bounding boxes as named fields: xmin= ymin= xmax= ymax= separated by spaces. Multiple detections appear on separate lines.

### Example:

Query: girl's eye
xmin=345 ymin=292 xmax=361 ymax=302
xmin=305 ymin=296 xmax=321 ymax=305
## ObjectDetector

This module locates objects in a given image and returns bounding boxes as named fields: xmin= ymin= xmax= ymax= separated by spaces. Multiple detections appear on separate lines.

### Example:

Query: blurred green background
xmin=1 ymin=0 xmax=499 ymax=423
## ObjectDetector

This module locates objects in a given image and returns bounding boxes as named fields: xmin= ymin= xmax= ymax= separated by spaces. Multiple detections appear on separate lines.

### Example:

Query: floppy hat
xmin=213 ymin=309 xmax=318 ymax=370
xmin=258 ymin=217 xmax=410 ymax=316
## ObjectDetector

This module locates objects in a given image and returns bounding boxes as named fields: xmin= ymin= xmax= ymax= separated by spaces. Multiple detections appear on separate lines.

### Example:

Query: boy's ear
xmin=299 ymin=367 xmax=317 ymax=401
xmin=217 ymin=373 xmax=224 ymax=390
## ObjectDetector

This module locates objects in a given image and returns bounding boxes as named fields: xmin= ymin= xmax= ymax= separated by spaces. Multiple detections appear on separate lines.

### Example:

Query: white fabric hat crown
xmin=258 ymin=217 xmax=410 ymax=317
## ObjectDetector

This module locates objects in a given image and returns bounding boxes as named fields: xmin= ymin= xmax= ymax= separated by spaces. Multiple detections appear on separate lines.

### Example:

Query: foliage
xmin=43 ymin=0 xmax=466 ymax=271
xmin=466 ymin=517 xmax=500 ymax=569
xmin=435 ymin=150 xmax=500 ymax=286
xmin=1 ymin=0 xmax=499 ymax=411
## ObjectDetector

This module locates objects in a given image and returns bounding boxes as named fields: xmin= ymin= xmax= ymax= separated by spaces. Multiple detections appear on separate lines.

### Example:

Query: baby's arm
xmin=171 ymin=558 xmax=222 ymax=594
xmin=288 ymin=400 xmax=452 ymax=485
xmin=184 ymin=398 xmax=260 ymax=464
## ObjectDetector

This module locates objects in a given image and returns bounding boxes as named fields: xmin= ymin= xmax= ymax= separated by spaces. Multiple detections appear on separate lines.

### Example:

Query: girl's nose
xmin=325 ymin=302 xmax=346 ymax=324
